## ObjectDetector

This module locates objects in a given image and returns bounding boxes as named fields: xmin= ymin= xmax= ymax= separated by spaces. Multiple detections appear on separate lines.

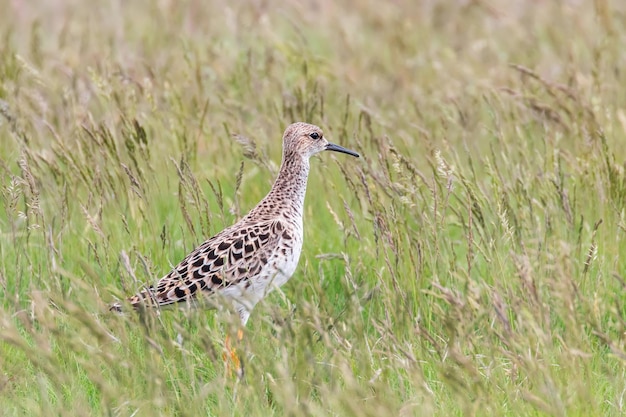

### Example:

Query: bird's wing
xmin=127 ymin=218 xmax=293 ymax=308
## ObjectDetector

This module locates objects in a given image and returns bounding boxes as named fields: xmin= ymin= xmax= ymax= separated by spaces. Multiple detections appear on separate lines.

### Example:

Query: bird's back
xmin=118 ymin=211 xmax=303 ymax=322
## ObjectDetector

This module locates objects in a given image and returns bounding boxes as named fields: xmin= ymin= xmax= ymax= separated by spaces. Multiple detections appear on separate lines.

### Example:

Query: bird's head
xmin=282 ymin=122 xmax=360 ymax=160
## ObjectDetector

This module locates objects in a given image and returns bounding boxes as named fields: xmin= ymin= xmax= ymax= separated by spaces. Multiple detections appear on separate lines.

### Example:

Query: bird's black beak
xmin=325 ymin=143 xmax=360 ymax=158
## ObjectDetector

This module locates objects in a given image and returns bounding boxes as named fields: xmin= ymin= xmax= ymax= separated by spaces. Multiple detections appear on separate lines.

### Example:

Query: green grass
xmin=1 ymin=0 xmax=626 ymax=415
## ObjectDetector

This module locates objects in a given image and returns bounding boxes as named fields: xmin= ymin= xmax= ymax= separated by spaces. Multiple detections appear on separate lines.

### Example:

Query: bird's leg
xmin=224 ymin=328 xmax=245 ymax=378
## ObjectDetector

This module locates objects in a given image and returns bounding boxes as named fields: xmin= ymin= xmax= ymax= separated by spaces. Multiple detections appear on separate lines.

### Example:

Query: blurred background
xmin=1 ymin=1 xmax=626 ymax=416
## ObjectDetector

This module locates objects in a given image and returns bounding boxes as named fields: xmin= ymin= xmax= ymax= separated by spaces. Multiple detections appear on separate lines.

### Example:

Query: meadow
xmin=1 ymin=0 xmax=626 ymax=415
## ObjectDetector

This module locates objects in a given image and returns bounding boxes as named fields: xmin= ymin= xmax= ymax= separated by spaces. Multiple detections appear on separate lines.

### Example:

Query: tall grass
xmin=1 ymin=0 xmax=625 ymax=416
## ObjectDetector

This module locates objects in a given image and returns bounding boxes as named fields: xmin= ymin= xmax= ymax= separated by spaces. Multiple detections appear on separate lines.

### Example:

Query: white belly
xmin=222 ymin=234 xmax=303 ymax=317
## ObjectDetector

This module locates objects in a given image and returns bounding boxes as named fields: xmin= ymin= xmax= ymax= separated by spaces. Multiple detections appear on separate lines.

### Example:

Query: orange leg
xmin=224 ymin=328 xmax=245 ymax=378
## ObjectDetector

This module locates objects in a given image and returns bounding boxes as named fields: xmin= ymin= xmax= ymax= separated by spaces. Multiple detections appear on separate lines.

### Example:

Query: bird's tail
xmin=109 ymin=302 xmax=123 ymax=312
xmin=109 ymin=288 xmax=155 ymax=312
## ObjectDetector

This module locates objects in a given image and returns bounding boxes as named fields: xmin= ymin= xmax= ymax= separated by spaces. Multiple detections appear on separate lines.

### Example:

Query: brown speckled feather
xmin=128 ymin=219 xmax=287 ymax=308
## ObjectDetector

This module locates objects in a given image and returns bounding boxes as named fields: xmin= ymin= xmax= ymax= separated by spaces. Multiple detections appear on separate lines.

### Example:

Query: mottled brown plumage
xmin=111 ymin=122 xmax=359 ymax=325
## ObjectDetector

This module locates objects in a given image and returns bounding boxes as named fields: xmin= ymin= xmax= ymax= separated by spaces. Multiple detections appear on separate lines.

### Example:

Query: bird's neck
xmin=253 ymin=152 xmax=310 ymax=219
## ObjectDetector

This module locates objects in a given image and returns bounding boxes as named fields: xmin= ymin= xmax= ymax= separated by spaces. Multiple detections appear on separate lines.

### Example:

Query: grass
xmin=1 ymin=0 xmax=626 ymax=415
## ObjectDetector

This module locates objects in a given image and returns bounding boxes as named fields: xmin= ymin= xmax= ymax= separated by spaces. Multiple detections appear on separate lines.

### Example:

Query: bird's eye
xmin=309 ymin=132 xmax=320 ymax=140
